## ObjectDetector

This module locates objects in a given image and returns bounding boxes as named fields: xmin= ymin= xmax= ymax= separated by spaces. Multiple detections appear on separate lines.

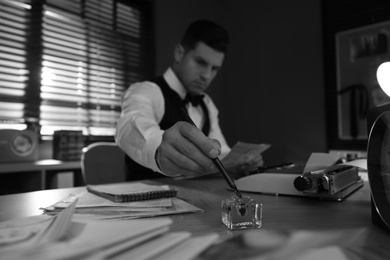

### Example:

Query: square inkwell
xmin=221 ymin=196 xmax=262 ymax=230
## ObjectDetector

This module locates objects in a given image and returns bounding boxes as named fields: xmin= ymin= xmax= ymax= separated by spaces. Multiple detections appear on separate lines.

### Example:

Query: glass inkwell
xmin=222 ymin=195 xmax=262 ymax=230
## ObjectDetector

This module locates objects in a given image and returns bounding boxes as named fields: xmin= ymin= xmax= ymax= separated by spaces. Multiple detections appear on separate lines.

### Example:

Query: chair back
xmin=81 ymin=142 xmax=128 ymax=185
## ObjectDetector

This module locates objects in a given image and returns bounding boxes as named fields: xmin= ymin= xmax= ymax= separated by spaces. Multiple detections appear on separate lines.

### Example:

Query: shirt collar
xmin=163 ymin=67 xmax=187 ymax=100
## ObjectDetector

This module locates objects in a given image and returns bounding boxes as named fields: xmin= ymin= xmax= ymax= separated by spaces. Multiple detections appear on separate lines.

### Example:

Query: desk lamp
xmin=367 ymin=61 xmax=390 ymax=232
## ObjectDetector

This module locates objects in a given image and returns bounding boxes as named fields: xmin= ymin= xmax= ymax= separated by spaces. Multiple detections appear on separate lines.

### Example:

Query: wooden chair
xmin=81 ymin=142 xmax=128 ymax=185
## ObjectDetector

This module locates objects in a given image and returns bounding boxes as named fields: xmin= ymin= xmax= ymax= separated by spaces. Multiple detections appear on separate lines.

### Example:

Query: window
xmin=0 ymin=0 xmax=154 ymax=138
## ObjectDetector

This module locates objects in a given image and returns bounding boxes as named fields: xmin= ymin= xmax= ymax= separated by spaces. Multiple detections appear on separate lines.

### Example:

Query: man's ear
xmin=174 ymin=44 xmax=184 ymax=63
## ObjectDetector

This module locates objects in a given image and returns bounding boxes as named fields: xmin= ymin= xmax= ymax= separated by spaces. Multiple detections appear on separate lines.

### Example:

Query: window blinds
xmin=0 ymin=0 xmax=30 ymax=125
xmin=0 ymin=0 xmax=154 ymax=137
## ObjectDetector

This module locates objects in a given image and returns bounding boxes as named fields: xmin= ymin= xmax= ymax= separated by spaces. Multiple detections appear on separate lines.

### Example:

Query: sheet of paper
xmin=341 ymin=158 xmax=367 ymax=170
xmin=69 ymin=197 xmax=203 ymax=221
xmin=82 ymin=227 xmax=171 ymax=260
xmin=303 ymin=153 xmax=367 ymax=173
xmin=199 ymin=228 xmax=364 ymax=260
xmin=38 ymin=198 xmax=77 ymax=243
xmin=303 ymin=152 xmax=341 ymax=172
xmin=109 ymin=232 xmax=192 ymax=260
xmin=154 ymin=233 xmax=219 ymax=260
xmin=0 ymin=215 xmax=53 ymax=248
xmin=0 ymin=199 xmax=77 ymax=251
xmin=43 ymin=190 xmax=173 ymax=210
xmin=0 ymin=217 xmax=173 ymax=260
xmin=292 ymin=246 xmax=349 ymax=260
xmin=42 ymin=181 xmax=203 ymax=220
xmin=220 ymin=142 xmax=270 ymax=173
xmin=230 ymin=142 xmax=270 ymax=155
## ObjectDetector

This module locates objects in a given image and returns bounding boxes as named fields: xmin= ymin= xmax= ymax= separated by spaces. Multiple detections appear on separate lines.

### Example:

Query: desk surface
xmin=1 ymin=175 xmax=389 ymax=258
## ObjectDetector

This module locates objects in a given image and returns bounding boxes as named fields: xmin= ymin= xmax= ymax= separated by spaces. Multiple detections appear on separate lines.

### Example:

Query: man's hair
xmin=181 ymin=20 xmax=229 ymax=53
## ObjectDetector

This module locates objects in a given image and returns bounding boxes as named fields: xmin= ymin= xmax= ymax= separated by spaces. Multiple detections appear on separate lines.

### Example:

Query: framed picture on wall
xmin=336 ymin=21 xmax=390 ymax=142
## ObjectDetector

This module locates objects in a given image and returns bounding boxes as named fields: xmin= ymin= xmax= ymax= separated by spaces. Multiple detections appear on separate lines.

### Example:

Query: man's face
xmin=174 ymin=42 xmax=225 ymax=96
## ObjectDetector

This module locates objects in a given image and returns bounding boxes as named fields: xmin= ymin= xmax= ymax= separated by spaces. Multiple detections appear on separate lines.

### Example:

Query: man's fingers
xmin=157 ymin=121 xmax=221 ymax=177
xmin=157 ymin=147 xmax=205 ymax=177
xmin=177 ymin=122 xmax=221 ymax=158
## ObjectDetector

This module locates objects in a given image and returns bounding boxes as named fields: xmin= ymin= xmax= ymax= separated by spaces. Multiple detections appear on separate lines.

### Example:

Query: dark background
xmin=153 ymin=0 xmax=390 ymax=164
xmin=154 ymin=0 xmax=326 ymax=164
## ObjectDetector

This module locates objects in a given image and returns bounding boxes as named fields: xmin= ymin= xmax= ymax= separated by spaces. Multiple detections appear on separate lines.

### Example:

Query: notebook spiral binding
xmin=120 ymin=189 xmax=177 ymax=202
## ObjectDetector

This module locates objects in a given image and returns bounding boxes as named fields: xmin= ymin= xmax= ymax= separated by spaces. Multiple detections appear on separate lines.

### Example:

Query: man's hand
xmin=156 ymin=121 xmax=221 ymax=177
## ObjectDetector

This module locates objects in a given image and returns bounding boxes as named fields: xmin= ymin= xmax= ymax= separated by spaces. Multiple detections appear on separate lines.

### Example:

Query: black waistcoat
xmin=125 ymin=77 xmax=190 ymax=180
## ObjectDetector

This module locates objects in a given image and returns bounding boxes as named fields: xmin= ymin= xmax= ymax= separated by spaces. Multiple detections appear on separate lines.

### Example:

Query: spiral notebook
xmin=87 ymin=183 xmax=177 ymax=203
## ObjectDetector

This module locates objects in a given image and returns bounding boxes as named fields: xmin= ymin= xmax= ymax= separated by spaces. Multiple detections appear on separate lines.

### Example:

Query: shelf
xmin=0 ymin=159 xmax=83 ymax=195
xmin=0 ymin=159 xmax=81 ymax=174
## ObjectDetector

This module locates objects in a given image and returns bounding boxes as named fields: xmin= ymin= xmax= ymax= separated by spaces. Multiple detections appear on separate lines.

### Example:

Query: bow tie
xmin=183 ymin=93 xmax=204 ymax=106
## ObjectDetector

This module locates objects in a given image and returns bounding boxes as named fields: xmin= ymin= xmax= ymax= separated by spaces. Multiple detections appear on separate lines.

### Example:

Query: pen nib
xmin=235 ymin=189 xmax=242 ymax=198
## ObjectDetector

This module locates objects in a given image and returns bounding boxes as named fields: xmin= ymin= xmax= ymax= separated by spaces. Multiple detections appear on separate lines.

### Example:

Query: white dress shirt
xmin=115 ymin=67 xmax=231 ymax=175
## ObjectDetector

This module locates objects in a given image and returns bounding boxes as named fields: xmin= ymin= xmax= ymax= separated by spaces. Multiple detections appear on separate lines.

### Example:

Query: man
xmin=116 ymin=20 xmax=263 ymax=180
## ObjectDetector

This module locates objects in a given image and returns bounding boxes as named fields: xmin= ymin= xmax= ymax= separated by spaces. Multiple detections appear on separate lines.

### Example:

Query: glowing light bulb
xmin=377 ymin=62 xmax=390 ymax=97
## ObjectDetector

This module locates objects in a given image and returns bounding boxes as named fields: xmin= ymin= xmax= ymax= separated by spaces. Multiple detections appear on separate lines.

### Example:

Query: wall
xmin=153 ymin=0 xmax=326 ymax=164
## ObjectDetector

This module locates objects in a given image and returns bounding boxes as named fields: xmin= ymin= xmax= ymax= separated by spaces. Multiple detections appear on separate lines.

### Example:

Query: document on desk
xmin=231 ymin=142 xmax=270 ymax=154
xmin=0 ymin=203 xmax=217 ymax=260
xmin=0 ymin=199 xmax=77 ymax=250
xmin=225 ymin=142 xmax=270 ymax=162
xmin=42 ymin=182 xmax=202 ymax=220
xmin=96 ymin=232 xmax=219 ymax=260
xmin=199 ymin=228 xmax=365 ymax=260
xmin=303 ymin=152 xmax=341 ymax=172
xmin=0 ymin=214 xmax=175 ymax=260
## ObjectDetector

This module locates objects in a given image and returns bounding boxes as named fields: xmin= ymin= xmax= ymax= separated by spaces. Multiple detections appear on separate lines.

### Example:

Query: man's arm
xmin=116 ymin=81 xmax=165 ymax=173
xmin=116 ymin=82 xmax=222 ymax=177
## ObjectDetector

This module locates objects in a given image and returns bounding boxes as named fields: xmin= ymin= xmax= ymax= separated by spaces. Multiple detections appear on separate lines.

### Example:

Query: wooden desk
xmin=1 ymin=175 xmax=389 ymax=258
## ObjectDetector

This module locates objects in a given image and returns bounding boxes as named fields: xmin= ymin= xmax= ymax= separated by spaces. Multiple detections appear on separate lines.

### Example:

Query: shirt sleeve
xmin=204 ymin=95 xmax=231 ymax=158
xmin=115 ymin=81 xmax=165 ymax=173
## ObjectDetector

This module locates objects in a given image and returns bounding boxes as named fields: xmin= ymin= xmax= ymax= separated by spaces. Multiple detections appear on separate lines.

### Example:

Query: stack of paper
xmin=0 ymin=200 xmax=219 ymax=260
xmin=0 ymin=182 xmax=218 ymax=259
xmin=42 ymin=182 xmax=203 ymax=220
xmin=199 ymin=227 xmax=365 ymax=260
